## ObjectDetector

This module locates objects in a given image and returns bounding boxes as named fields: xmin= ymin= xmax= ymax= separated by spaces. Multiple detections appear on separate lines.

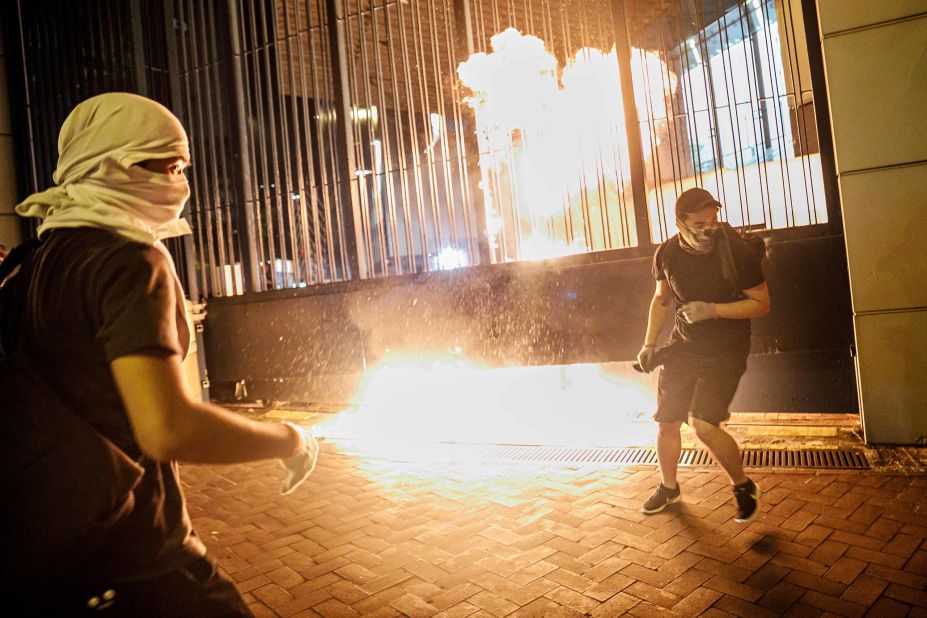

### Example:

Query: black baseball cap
xmin=675 ymin=187 xmax=721 ymax=219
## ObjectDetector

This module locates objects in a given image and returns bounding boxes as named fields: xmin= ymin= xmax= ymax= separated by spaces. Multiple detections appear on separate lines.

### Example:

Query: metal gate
xmin=5 ymin=0 xmax=836 ymax=298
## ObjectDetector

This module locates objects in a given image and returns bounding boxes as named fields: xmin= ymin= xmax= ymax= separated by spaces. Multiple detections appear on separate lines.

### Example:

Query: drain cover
xmin=482 ymin=446 xmax=869 ymax=470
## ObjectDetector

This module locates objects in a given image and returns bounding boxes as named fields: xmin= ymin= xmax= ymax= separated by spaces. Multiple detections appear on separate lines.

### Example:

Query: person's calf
xmin=690 ymin=417 xmax=748 ymax=485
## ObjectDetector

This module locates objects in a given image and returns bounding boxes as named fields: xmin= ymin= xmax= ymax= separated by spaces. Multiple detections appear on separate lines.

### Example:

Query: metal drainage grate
xmin=482 ymin=447 xmax=869 ymax=470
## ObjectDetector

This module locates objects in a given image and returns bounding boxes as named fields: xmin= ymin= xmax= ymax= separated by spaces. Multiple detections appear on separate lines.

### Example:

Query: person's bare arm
xmin=644 ymin=280 xmax=673 ymax=346
xmin=111 ymin=353 xmax=297 ymax=463
xmin=714 ymin=281 xmax=770 ymax=320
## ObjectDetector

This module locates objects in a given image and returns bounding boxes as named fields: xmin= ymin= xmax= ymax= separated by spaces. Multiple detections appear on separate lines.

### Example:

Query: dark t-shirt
xmin=652 ymin=231 xmax=765 ymax=358
xmin=0 ymin=228 xmax=205 ymax=582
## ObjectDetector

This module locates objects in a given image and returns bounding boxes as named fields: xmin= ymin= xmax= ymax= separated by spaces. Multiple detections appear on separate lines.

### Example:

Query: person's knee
xmin=657 ymin=421 xmax=683 ymax=437
xmin=690 ymin=417 xmax=719 ymax=441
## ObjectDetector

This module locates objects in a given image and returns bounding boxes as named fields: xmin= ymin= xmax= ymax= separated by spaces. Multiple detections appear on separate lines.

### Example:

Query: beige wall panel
xmin=840 ymin=163 xmax=927 ymax=313
xmin=855 ymin=310 xmax=927 ymax=444
xmin=822 ymin=16 xmax=927 ymax=173
xmin=0 ymin=213 xmax=23 ymax=251
xmin=817 ymin=0 xmax=926 ymax=35
xmin=0 ymin=134 xmax=19 ymax=215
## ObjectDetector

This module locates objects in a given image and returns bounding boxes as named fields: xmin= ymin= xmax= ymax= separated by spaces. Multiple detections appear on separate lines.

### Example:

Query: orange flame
xmin=458 ymin=28 xmax=677 ymax=260
xmin=315 ymin=354 xmax=657 ymax=461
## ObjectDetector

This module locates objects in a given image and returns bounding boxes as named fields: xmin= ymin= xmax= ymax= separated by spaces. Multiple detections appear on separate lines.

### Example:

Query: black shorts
xmin=654 ymin=351 xmax=747 ymax=427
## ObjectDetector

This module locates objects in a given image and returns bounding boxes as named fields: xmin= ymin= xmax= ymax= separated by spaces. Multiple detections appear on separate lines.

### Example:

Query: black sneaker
xmin=733 ymin=479 xmax=761 ymax=523
xmin=641 ymin=483 xmax=681 ymax=514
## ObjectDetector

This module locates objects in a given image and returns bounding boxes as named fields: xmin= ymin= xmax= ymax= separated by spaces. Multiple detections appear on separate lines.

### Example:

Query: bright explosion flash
xmin=457 ymin=28 xmax=676 ymax=261
xmin=314 ymin=354 xmax=657 ymax=462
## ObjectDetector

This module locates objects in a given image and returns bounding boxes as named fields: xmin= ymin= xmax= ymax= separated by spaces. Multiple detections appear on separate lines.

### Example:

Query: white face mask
xmin=90 ymin=158 xmax=192 ymax=227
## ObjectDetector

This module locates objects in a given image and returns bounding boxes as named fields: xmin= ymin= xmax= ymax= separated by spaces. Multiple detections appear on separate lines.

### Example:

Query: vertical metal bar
xmin=246 ymin=0 xmax=276 ymax=288
xmin=206 ymin=0 xmax=242 ymax=291
xmin=799 ymin=0 xmax=840 ymax=232
xmin=185 ymin=0 xmax=221 ymax=295
xmin=383 ymin=2 xmax=417 ymax=273
xmin=190 ymin=0 xmax=223 ymax=295
xmin=610 ymin=0 xmax=650 ymax=247
xmin=163 ymin=0 xmax=203 ymax=302
xmin=442 ymin=1 xmax=477 ymax=262
xmin=226 ymin=0 xmax=262 ymax=292
xmin=308 ymin=0 xmax=340 ymax=281
xmin=254 ymin=0 xmax=286 ymax=289
xmin=163 ymin=0 xmax=210 ymax=398
xmin=658 ymin=15 xmax=684 ymax=200
xmin=369 ymin=2 xmax=403 ymax=275
xmin=11 ymin=0 xmax=39 ymax=195
xmin=410 ymin=2 xmax=444 ymax=258
xmin=291 ymin=0 xmax=318 ymax=284
xmin=780 ymin=0 xmax=816 ymax=224
xmin=325 ymin=0 xmax=365 ymax=279
xmin=426 ymin=1 xmax=459 ymax=256
xmin=274 ymin=0 xmax=302 ymax=287
xmin=756 ymin=0 xmax=795 ymax=227
xmin=350 ymin=1 xmax=383 ymax=276
xmin=452 ymin=0 xmax=491 ymax=265
xmin=735 ymin=0 xmax=771 ymax=228
xmin=395 ymin=0 xmax=431 ymax=271
xmin=695 ymin=0 xmax=729 ymax=209
xmin=714 ymin=0 xmax=750 ymax=225
xmin=129 ymin=0 xmax=148 ymax=96
xmin=295 ymin=0 xmax=318 ymax=283
xmin=203 ymin=0 xmax=233 ymax=289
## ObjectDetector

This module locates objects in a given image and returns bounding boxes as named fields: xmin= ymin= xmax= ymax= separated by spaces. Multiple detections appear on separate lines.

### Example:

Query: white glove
xmin=679 ymin=301 xmax=718 ymax=324
xmin=279 ymin=422 xmax=319 ymax=495
xmin=637 ymin=345 xmax=657 ymax=373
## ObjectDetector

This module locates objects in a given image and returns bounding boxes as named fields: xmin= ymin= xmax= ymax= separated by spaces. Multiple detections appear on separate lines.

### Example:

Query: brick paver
xmin=183 ymin=445 xmax=927 ymax=616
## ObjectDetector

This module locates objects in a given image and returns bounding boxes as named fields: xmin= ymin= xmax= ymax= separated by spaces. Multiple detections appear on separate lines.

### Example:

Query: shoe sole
xmin=734 ymin=484 xmax=762 ymax=524
xmin=640 ymin=493 xmax=681 ymax=514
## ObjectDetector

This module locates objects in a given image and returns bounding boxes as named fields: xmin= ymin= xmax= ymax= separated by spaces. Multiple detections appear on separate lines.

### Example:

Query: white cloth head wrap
xmin=16 ymin=92 xmax=193 ymax=245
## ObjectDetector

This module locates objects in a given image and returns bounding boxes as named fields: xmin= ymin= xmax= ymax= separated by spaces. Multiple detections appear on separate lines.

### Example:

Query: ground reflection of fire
xmin=314 ymin=355 xmax=657 ymax=463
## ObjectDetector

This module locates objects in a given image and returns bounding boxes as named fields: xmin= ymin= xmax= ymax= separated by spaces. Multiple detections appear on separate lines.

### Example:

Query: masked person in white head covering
xmin=2 ymin=93 xmax=317 ymax=615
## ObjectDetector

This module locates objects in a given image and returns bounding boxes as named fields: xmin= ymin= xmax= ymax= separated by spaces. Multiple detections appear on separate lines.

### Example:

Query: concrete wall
xmin=0 ymin=24 xmax=22 ymax=254
xmin=816 ymin=1 xmax=927 ymax=443
xmin=203 ymin=229 xmax=857 ymax=414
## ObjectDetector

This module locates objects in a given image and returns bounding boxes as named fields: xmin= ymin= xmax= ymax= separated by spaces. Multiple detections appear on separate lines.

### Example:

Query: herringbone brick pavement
xmin=182 ymin=444 xmax=927 ymax=617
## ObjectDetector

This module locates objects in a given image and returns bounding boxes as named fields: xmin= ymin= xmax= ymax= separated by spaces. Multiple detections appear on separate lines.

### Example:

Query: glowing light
xmin=314 ymin=355 xmax=657 ymax=463
xmin=350 ymin=105 xmax=378 ymax=125
xmin=436 ymin=246 xmax=468 ymax=270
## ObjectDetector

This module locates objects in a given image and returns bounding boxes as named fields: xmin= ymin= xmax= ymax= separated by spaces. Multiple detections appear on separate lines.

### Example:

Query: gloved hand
xmin=637 ymin=345 xmax=657 ymax=373
xmin=279 ymin=422 xmax=319 ymax=495
xmin=679 ymin=301 xmax=717 ymax=324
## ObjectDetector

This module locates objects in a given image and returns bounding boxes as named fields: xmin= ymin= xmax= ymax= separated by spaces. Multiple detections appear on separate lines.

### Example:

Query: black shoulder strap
xmin=718 ymin=223 xmax=744 ymax=299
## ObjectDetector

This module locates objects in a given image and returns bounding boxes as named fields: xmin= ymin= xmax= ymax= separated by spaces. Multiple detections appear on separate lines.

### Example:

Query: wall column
xmin=815 ymin=1 xmax=927 ymax=443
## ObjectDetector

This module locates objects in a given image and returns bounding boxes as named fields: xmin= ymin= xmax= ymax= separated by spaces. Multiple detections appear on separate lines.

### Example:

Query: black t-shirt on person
xmin=0 ymin=228 xmax=205 ymax=583
xmin=652 ymin=231 xmax=765 ymax=358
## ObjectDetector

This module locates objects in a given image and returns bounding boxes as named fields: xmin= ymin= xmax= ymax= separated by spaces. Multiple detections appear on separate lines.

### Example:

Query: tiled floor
xmin=183 ymin=440 xmax=927 ymax=617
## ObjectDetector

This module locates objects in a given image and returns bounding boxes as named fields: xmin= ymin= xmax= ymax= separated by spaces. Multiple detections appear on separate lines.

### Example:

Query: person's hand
xmin=279 ymin=422 xmax=319 ymax=495
xmin=637 ymin=345 xmax=657 ymax=373
xmin=679 ymin=301 xmax=717 ymax=324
